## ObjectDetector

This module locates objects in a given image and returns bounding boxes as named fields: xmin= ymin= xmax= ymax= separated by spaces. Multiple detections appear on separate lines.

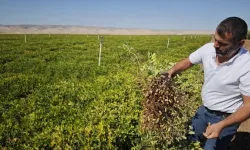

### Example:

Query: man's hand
xmin=167 ymin=69 xmax=175 ymax=78
xmin=161 ymin=58 xmax=193 ymax=79
xmin=161 ymin=72 xmax=172 ymax=79
xmin=203 ymin=122 xmax=225 ymax=139
xmin=161 ymin=68 xmax=176 ymax=79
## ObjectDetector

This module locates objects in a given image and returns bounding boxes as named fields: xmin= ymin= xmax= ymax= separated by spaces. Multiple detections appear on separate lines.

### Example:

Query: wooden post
xmin=98 ymin=36 xmax=103 ymax=66
xmin=24 ymin=34 xmax=27 ymax=43
xmin=167 ymin=37 xmax=170 ymax=48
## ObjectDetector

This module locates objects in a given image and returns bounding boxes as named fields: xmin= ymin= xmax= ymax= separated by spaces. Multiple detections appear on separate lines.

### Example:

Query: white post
xmin=98 ymin=36 xmax=103 ymax=66
xmin=25 ymin=34 xmax=27 ymax=43
xmin=167 ymin=37 xmax=170 ymax=48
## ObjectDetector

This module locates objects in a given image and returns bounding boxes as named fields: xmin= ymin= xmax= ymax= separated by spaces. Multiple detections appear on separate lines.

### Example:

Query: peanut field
xmin=0 ymin=34 xmax=210 ymax=149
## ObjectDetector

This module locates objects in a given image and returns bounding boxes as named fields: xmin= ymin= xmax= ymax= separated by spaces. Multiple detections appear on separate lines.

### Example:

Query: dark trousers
xmin=189 ymin=105 xmax=239 ymax=150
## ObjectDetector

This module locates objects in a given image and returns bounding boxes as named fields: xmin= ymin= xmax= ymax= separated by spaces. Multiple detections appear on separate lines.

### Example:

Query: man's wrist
xmin=219 ymin=120 xmax=228 ymax=128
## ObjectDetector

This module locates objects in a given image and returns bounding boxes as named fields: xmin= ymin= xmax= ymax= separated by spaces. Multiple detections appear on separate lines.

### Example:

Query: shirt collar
xmin=227 ymin=47 xmax=243 ymax=63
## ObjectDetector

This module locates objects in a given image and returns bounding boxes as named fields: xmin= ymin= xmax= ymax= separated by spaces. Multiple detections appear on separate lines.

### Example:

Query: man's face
xmin=213 ymin=32 xmax=240 ymax=58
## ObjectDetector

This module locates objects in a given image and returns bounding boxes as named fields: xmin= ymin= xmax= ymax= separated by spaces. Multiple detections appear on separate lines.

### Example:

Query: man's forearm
xmin=203 ymin=103 xmax=250 ymax=139
xmin=220 ymin=104 xmax=250 ymax=128
xmin=168 ymin=58 xmax=193 ymax=76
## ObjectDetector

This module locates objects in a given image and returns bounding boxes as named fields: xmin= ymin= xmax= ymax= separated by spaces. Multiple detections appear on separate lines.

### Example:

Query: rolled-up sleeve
xmin=239 ymin=71 xmax=250 ymax=96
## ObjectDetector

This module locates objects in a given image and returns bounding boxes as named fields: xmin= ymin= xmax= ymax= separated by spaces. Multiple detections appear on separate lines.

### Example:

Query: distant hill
xmin=0 ymin=25 xmax=213 ymax=35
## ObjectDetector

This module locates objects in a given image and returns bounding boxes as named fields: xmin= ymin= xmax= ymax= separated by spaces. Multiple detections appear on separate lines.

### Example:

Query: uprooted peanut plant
xmin=140 ymin=73 xmax=202 ymax=149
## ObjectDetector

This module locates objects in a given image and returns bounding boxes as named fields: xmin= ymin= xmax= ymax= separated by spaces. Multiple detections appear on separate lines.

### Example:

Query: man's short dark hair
xmin=216 ymin=17 xmax=248 ymax=42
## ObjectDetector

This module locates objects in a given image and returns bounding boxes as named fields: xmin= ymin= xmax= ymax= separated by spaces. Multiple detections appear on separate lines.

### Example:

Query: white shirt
xmin=189 ymin=43 xmax=250 ymax=113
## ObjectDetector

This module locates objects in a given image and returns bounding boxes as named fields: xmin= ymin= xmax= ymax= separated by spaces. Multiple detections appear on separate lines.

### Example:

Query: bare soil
xmin=243 ymin=40 xmax=250 ymax=50
xmin=229 ymin=40 xmax=250 ymax=150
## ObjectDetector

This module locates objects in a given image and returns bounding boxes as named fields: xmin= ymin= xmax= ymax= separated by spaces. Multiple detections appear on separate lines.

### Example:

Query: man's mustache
xmin=215 ymin=48 xmax=227 ymax=56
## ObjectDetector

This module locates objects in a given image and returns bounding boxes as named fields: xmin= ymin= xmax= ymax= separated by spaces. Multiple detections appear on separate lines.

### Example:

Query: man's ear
xmin=239 ymin=40 xmax=245 ymax=47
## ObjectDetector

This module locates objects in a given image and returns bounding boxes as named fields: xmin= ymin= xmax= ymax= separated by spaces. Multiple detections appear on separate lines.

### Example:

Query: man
xmin=166 ymin=17 xmax=250 ymax=149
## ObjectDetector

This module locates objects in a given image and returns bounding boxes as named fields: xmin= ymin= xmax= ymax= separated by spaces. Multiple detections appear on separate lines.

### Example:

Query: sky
xmin=0 ymin=0 xmax=249 ymax=30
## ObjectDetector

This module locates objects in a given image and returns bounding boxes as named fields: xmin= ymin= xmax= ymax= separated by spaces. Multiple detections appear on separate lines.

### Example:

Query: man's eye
xmin=215 ymin=38 xmax=229 ymax=46
xmin=218 ymin=42 xmax=228 ymax=46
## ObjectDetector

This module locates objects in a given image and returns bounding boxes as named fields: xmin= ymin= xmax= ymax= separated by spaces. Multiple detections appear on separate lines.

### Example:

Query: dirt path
xmin=229 ymin=40 xmax=250 ymax=150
